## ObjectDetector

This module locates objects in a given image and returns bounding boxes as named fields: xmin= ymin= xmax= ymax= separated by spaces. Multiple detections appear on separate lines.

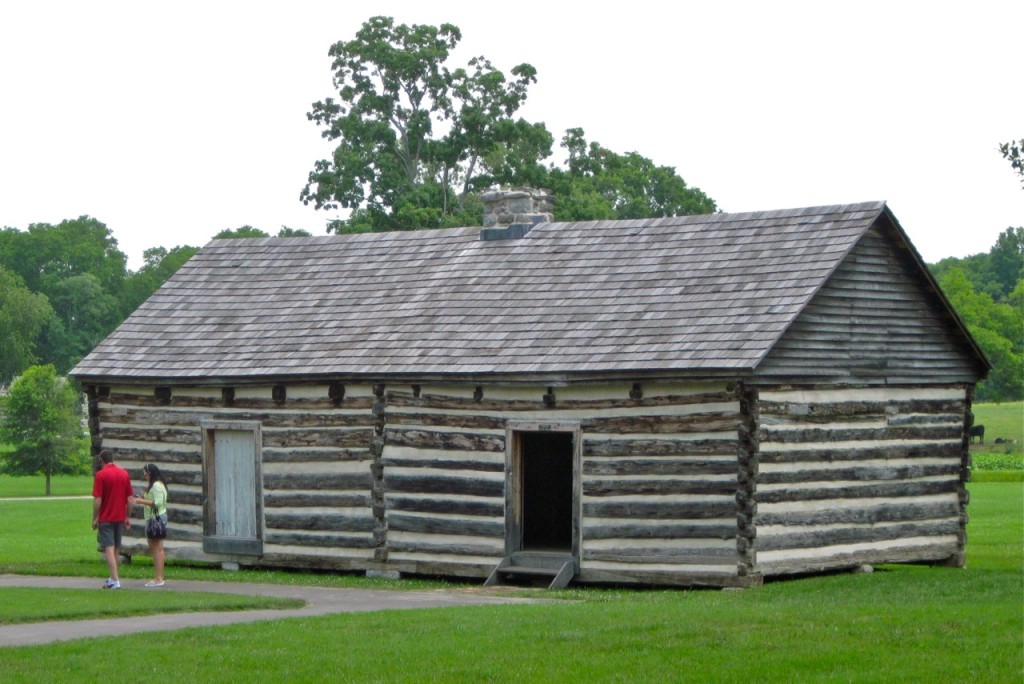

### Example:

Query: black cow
xmin=969 ymin=424 xmax=985 ymax=444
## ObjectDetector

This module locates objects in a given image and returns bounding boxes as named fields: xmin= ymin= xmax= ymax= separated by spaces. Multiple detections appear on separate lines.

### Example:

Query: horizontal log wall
xmin=95 ymin=383 xmax=378 ymax=569
xmin=576 ymin=382 xmax=743 ymax=585
xmin=754 ymin=385 xmax=968 ymax=575
xmin=382 ymin=384 xmax=507 ymax=577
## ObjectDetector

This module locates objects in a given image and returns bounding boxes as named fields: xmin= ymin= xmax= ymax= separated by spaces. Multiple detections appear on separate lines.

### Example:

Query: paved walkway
xmin=0 ymin=575 xmax=542 ymax=648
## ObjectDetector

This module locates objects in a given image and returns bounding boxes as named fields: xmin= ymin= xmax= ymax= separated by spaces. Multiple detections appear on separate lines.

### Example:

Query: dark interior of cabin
xmin=520 ymin=431 xmax=574 ymax=551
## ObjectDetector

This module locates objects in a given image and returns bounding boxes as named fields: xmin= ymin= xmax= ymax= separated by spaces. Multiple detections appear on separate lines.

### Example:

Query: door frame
xmin=504 ymin=420 xmax=582 ymax=559
xmin=200 ymin=420 xmax=264 ymax=555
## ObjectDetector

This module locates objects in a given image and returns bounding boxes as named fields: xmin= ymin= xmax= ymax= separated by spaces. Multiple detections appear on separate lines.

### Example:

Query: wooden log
xmin=102 ymin=426 xmax=199 ymax=444
xmin=104 ymin=447 xmax=201 ymax=465
xmin=386 ymin=412 xmax=507 ymax=431
xmin=756 ymin=520 xmax=961 ymax=552
xmin=584 ymin=438 xmax=738 ymax=458
xmin=583 ymin=501 xmax=736 ymax=520
xmin=583 ymin=479 xmax=736 ymax=497
xmin=758 ymin=462 xmax=959 ymax=485
xmin=262 ymin=448 xmax=373 ymax=463
xmin=265 ymin=513 xmax=376 ymax=532
xmin=264 ymin=532 xmax=376 ymax=548
xmin=384 ymin=474 xmax=504 ymax=498
xmin=384 ymin=429 xmax=505 ymax=453
xmin=385 ymin=558 xmax=494 ymax=579
xmin=387 ymin=513 xmax=503 ymax=538
xmin=156 ymin=470 xmax=204 ymax=487
xmin=576 ymin=567 xmax=756 ymax=588
xmin=758 ymin=398 xmax=965 ymax=419
xmin=264 ymin=492 xmax=371 ymax=508
xmin=756 ymin=480 xmax=957 ymax=504
xmin=385 ymin=495 xmax=503 ymax=518
xmin=263 ymin=429 xmax=372 ymax=449
xmin=263 ymin=472 xmax=372 ymax=491
xmin=760 ymin=425 xmax=962 ymax=443
xmin=584 ymin=522 xmax=737 ymax=540
xmin=757 ymin=542 xmax=959 ymax=575
xmin=583 ymin=458 xmax=737 ymax=477
xmin=386 ymin=540 xmax=503 ymax=556
xmin=158 ymin=508 xmax=202 ymax=526
xmin=755 ymin=500 xmax=960 ymax=526
xmin=161 ymin=491 xmax=203 ymax=508
xmin=759 ymin=442 xmax=962 ymax=463
xmin=581 ymin=413 xmax=740 ymax=435
xmin=381 ymin=456 xmax=505 ymax=473
xmin=583 ymin=548 xmax=737 ymax=565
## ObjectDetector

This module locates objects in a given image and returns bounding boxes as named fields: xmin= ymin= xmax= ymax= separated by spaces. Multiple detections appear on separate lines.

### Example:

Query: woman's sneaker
xmin=102 ymin=579 xmax=121 ymax=589
xmin=145 ymin=580 xmax=165 ymax=588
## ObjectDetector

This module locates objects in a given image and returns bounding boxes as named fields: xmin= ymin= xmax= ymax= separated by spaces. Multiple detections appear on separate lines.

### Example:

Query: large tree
xmin=301 ymin=16 xmax=550 ymax=232
xmin=303 ymin=18 xmax=717 ymax=232
xmin=0 ymin=365 xmax=89 ymax=495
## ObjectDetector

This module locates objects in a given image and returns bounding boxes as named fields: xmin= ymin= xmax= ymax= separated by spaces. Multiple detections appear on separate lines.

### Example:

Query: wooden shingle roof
xmin=73 ymin=202 xmax=895 ymax=382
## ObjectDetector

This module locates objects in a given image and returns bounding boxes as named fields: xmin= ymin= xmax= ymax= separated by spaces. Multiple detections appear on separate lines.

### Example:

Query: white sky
xmin=1 ymin=1 xmax=1021 ymax=269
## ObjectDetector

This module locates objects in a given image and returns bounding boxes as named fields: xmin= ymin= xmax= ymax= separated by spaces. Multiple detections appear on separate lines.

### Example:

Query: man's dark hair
xmin=99 ymin=450 xmax=114 ymax=464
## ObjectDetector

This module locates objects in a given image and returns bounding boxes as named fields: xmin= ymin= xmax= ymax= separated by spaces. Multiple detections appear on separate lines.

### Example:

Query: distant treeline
xmin=929 ymin=227 xmax=1023 ymax=402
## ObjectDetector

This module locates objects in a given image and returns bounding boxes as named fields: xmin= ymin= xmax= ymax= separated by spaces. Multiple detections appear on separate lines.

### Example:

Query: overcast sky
xmin=2 ymin=1 xmax=1020 ymax=269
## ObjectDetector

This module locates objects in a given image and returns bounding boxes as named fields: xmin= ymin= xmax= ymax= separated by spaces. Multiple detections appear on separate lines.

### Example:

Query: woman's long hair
xmin=143 ymin=463 xmax=167 ymax=494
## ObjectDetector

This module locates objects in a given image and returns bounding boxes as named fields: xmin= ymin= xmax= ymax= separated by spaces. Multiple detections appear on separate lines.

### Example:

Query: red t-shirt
xmin=92 ymin=463 xmax=133 ymax=523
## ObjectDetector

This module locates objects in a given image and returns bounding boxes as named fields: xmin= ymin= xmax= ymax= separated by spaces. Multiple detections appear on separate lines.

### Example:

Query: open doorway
xmin=506 ymin=423 xmax=580 ymax=558
xmin=520 ymin=432 xmax=574 ymax=550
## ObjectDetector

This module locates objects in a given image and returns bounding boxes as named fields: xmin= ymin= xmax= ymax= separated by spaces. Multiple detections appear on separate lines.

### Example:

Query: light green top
xmin=145 ymin=481 xmax=168 ymax=519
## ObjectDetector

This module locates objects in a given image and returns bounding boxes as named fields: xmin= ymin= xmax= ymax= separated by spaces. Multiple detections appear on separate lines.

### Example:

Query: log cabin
xmin=71 ymin=189 xmax=989 ymax=588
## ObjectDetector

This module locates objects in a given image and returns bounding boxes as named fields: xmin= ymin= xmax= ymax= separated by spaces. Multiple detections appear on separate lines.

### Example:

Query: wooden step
xmin=484 ymin=555 xmax=576 ymax=589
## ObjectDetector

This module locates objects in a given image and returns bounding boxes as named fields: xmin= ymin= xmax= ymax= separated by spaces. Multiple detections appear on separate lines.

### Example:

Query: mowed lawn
xmin=0 ymin=482 xmax=1020 ymax=682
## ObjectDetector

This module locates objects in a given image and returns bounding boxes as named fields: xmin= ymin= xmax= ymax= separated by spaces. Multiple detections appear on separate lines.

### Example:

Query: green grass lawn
xmin=0 ymin=474 xmax=93 ymax=498
xmin=0 ymin=484 xmax=1020 ymax=681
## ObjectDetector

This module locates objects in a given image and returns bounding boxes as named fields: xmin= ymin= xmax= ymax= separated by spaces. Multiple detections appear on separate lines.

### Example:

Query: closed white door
xmin=214 ymin=429 xmax=257 ymax=538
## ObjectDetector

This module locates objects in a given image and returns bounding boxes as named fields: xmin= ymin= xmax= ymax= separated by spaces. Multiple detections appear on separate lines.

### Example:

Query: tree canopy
xmin=302 ymin=16 xmax=714 ymax=233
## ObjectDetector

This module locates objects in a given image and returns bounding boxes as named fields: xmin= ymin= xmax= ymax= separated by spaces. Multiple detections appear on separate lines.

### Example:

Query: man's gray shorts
xmin=97 ymin=522 xmax=124 ymax=549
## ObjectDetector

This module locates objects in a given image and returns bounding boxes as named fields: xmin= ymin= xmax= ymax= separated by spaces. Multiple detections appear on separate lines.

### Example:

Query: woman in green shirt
xmin=133 ymin=463 xmax=168 ymax=587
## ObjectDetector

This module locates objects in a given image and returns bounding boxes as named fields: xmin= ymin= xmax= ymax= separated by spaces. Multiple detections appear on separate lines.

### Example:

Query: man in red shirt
xmin=92 ymin=450 xmax=134 ymax=589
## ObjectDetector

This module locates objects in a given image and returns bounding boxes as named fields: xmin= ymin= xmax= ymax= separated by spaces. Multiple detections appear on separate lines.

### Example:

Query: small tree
xmin=0 ymin=365 xmax=89 ymax=495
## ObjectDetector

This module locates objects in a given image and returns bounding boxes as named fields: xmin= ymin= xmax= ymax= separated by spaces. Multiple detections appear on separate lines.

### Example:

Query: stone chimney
xmin=480 ymin=187 xmax=553 ymax=241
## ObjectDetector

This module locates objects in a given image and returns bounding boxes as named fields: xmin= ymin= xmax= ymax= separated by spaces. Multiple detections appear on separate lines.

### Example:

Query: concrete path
xmin=0 ymin=575 xmax=542 ymax=648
